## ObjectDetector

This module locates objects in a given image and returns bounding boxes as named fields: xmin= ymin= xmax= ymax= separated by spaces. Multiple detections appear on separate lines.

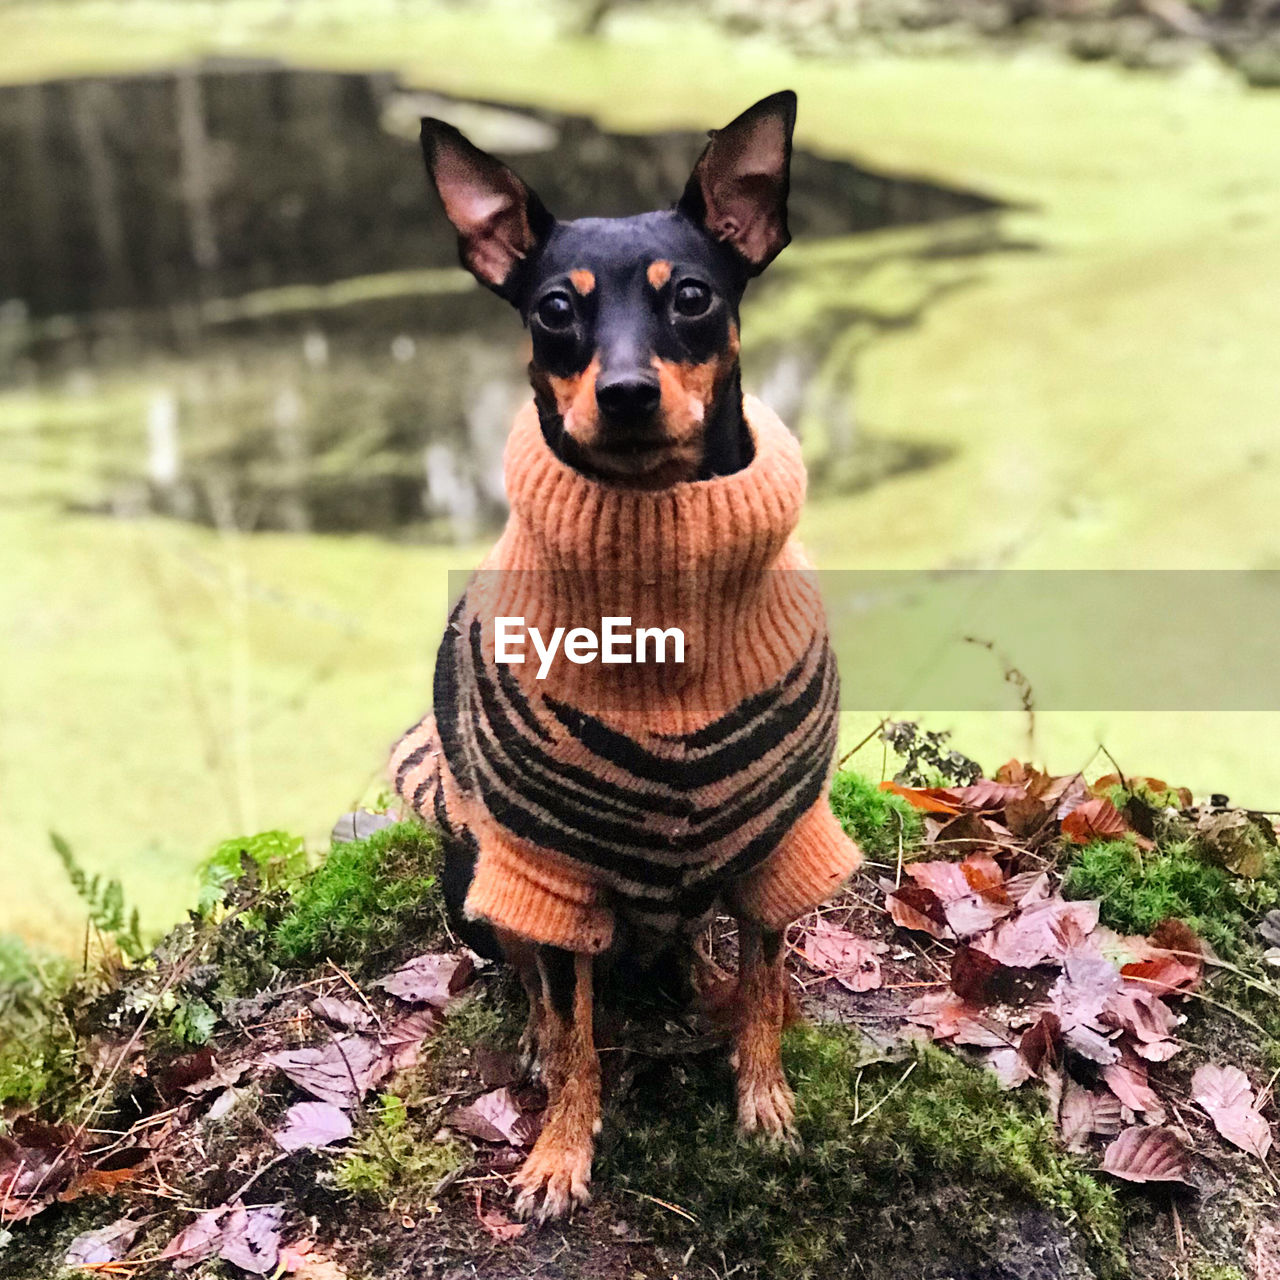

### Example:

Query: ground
xmin=3 ymin=746 xmax=1278 ymax=1280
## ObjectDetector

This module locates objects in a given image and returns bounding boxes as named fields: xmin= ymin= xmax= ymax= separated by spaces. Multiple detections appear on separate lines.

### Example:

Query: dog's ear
xmin=677 ymin=91 xmax=796 ymax=276
xmin=421 ymin=118 xmax=554 ymax=304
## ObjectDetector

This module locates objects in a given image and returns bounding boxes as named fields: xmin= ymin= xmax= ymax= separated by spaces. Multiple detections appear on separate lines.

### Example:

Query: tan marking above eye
xmin=646 ymin=259 xmax=673 ymax=290
xmin=569 ymin=269 xmax=595 ymax=295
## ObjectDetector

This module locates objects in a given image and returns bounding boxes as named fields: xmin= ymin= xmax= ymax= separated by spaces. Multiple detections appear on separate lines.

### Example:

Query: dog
xmin=392 ymin=91 xmax=860 ymax=1222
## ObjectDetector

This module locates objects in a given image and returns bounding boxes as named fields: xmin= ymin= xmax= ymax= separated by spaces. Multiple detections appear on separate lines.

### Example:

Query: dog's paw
xmin=511 ymin=1129 xmax=593 ymax=1222
xmin=736 ymin=1068 xmax=798 ymax=1145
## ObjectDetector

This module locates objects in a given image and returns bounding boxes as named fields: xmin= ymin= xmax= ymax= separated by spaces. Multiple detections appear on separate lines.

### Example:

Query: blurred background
xmin=3 ymin=0 xmax=1280 ymax=950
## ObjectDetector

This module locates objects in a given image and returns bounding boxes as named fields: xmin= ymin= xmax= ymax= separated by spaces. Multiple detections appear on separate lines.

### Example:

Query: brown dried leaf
xmin=1100 ymin=1126 xmax=1192 ymax=1185
xmin=950 ymin=945 xmax=1040 ymax=1008
xmin=474 ymin=1188 xmax=527 ymax=1240
xmin=927 ymin=812 xmax=1010 ymax=853
xmin=1059 ymin=1077 xmax=1123 ymax=1152
xmin=309 ymin=996 xmax=375 ymax=1032
xmin=1062 ymin=797 xmax=1129 ymax=844
xmin=375 ymin=953 xmax=475 ymax=1008
xmin=886 ymin=883 xmax=950 ymax=939
xmin=1019 ymin=1013 xmax=1062 ymax=1075
xmin=381 ymin=1009 xmax=441 ymax=1073
xmin=979 ymin=897 xmax=1100 ymax=968
xmin=951 ymin=780 xmax=1030 ymax=812
xmin=1102 ymin=1057 xmax=1167 ymax=1123
xmin=1191 ymin=1064 xmax=1273 ymax=1159
xmin=265 ymin=1034 xmax=386 ymax=1108
xmin=878 ymin=781 xmax=964 ymax=814
xmin=798 ymin=917 xmax=887 ymax=992
xmin=160 ymin=1210 xmax=227 ymax=1269
xmin=450 ymin=1087 xmax=538 ymax=1147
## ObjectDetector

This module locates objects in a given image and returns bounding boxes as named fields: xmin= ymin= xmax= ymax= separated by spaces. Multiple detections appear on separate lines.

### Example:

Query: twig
xmin=838 ymin=718 xmax=888 ymax=769
xmin=851 ymin=1060 xmax=917 ymax=1126
xmin=616 ymin=1186 xmax=699 ymax=1224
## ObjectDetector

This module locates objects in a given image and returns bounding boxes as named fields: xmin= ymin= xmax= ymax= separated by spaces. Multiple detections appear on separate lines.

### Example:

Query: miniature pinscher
xmin=418 ymin=91 xmax=800 ymax=1220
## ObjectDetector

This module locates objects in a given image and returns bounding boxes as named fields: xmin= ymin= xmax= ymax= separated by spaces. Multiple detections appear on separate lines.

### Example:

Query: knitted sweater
xmin=391 ymin=395 xmax=860 ymax=953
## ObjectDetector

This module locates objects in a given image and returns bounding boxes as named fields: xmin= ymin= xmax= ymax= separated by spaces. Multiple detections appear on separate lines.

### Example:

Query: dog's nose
xmin=595 ymin=371 xmax=661 ymax=421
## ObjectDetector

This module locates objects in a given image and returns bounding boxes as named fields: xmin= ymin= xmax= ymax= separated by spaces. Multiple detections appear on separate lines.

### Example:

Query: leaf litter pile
xmin=790 ymin=759 xmax=1280 ymax=1198
xmin=2 ymin=741 xmax=1280 ymax=1280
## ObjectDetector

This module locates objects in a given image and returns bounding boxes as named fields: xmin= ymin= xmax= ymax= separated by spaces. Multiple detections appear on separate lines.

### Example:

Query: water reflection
xmin=0 ymin=64 xmax=1007 ymax=539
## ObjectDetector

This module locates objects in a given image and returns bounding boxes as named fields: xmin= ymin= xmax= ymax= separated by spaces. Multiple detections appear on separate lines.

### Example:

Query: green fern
xmin=50 ymin=831 xmax=145 ymax=960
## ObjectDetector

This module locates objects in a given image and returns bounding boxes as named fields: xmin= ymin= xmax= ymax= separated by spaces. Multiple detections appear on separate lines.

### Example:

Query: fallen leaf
xmin=0 ymin=1121 xmax=79 ymax=1221
xmin=219 ymin=1203 xmax=283 ymax=1275
xmin=951 ymin=780 xmax=1030 ymax=812
xmin=57 ymin=1148 xmax=148 ymax=1202
xmin=1102 ymin=986 xmax=1178 ymax=1044
xmin=798 ymin=917 xmax=887 ymax=992
xmin=1196 ymin=810 xmax=1270 ymax=878
xmin=1058 ymin=1078 xmax=1123 ymax=1152
xmin=878 ymin=781 xmax=963 ymax=814
xmin=927 ymin=812 xmax=1011 ymax=853
xmin=449 ymin=1087 xmax=539 ymax=1147
xmin=1004 ymin=796 xmax=1053 ymax=839
xmin=906 ymin=991 xmax=1011 ymax=1047
xmin=474 ymin=1188 xmax=527 ymax=1240
xmin=64 ymin=1216 xmax=144 ymax=1267
xmin=310 ymin=996 xmax=375 ymax=1032
xmin=375 ymin=953 xmax=475 ymax=1008
xmin=1100 ymin=1126 xmax=1192 ymax=1185
xmin=274 ymin=1102 xmax=354 ymax=1152
xmin=950 ymin=946 xmax=1040 ymax=1008
xmin=978 ymin=897 xmax=1100 ymax=968
xmin=1102 ymin=1057 xmax=1167 ymax=1124
xmin=885 ymin=883 xmax=950 ymax=938
xmin=1018 ymin=1012 xmax=1062 ymax=1075
xmin=1191 ymin=1064 xmax=1273 ymax=1159
xmin=265 ymin=1035 xmax=387 ymax=1108
xmin=986 ymin=1047 xmax=1035 ymax=1089
xmin=381 ymin=1009 xmax=441 ymax=1073
xmin=1062 ymin=798 xmax=1129 ymax=844
xmin=160 ymin=1210 xmax=226 ymax=1269
xmin=1132 ymin=1038 xmax=1180 ymax=1063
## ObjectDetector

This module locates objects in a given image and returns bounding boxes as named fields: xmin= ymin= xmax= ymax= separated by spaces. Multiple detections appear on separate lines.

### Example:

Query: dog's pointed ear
xmin=677 ymin=90 xmax=796 ymax=276
xmin=420 ymin=118 xmax=554 ymax=304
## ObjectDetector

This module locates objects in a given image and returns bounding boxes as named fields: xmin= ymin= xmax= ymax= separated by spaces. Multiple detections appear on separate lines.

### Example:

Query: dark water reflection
xmin=0 ymin=64 xmax=1004 ymax=538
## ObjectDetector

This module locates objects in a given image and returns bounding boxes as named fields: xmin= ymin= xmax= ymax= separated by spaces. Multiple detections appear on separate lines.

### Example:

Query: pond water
xmin=0 ymin=63 xmax=1002 ymax=539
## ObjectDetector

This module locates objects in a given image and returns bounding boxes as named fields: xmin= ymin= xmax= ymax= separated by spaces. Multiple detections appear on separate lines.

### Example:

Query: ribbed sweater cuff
xmin=464 ymin=830 xmax=615 ymax=954
xmin=729 ymin=800 xmax=862 ymax=932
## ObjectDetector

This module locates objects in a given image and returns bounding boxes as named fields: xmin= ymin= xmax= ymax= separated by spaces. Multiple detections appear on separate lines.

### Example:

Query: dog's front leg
xmin=732 ymin=919 xmax=797 ymax=1141
xmin=512 ymin=947 xmax=600 ymax=1221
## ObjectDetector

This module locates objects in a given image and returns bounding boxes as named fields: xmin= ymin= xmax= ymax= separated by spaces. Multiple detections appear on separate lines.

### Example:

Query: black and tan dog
xmin=392 ymin=92 xmax=860 ymax=1221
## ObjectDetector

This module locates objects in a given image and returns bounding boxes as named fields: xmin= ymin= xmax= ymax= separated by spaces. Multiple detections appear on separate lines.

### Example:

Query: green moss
xmin=828 ymin=769 xmax=923 ymax=861
xmin=601 ymin=1026 xmax=1123 ymax=1280
xmin=333 ymin=1105 xmax=465 ymax=1204
xmin=0 ymin=938 xmax=77 ymax=1114
xmin=1061 ymin=838 xmax=1279 ymax=958
xmin=1192 ymin=1266 xmax=1247 ymax=1280
xmin=272 ymin=822 xmax=442 ymax=970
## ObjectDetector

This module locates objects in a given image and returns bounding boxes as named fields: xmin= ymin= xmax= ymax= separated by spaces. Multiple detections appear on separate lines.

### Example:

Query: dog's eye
xmin=673 ymin=280 xmax=712 ymax=318
xmin=536 ymin=292 xmax=576 ymax=330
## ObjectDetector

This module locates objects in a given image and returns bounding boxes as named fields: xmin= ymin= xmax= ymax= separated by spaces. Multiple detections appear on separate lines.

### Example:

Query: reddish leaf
xmin=1062 ymin=798 xmax=1129 ymax=844
xmin=959 ymin=853 xmax=1008 ymax=898
xmin=160 ymin=1210 xmax=227 ymax=1269
xmin=265 ymin=1034 xmax=387 ymax=1108
xmin=1101 ymin=1126 xmax=1192 ymax=1185
xmin=1004 ymin=870 xmax=1052 ymax=907
xmin=951 ymin=780 xmax=1030 ymax=812
xmin=927 ymin=812 xmax=1010 ymax=853
xmin=878 ymin=781 xmax=964 ymax=814
xmin=905 ymin=860 xmax=970 ymax=901
xmin=906 ymin=991 xmax=1011 ymax=1047
xmin=57 ymin=1149 xmax=147 ymax=1202
xmin=1019 ymin=1013 xmax=1062 ymax=1075
xmin=1102 ymin=1057 xmax=1166 ymax=1123
xmin=381 ymin=1008 xmax=441 ymax=1073
xmin=1059 ymin=1077 xmax=1123 ymax=1152
xmin=886 ymin=883 xmax=949 ymax=938
xmin=375 ymin=953 xmax=475 ymax=1008
xmin=274 ymin=1102 xmax=354 ymax=1152
xmin=798 ymin=917 xmax=887 ymax=992
xmin=950 ymin=946 xmax=1040 ymax=1008
xmin=1133 ymin=1038 xmax=1180 ymax=1063
xmin=450 ymin=1087 xmax=538 ymax=1147
xmin=1005 ymin=796 xmax=1053 ymax=838
xmin=0 ymin=1122 xmax=79 ymax=1221
xmin=474 ymin=1188 xmax=527 ymax=1240
xmin=1192 ymin=1064 xmax=1273 ymax=1159
xmin=1101 ymin=986 xmax=1178 ymax=1044
xmin=978 ymin=897 xmax=1100 ymax=968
